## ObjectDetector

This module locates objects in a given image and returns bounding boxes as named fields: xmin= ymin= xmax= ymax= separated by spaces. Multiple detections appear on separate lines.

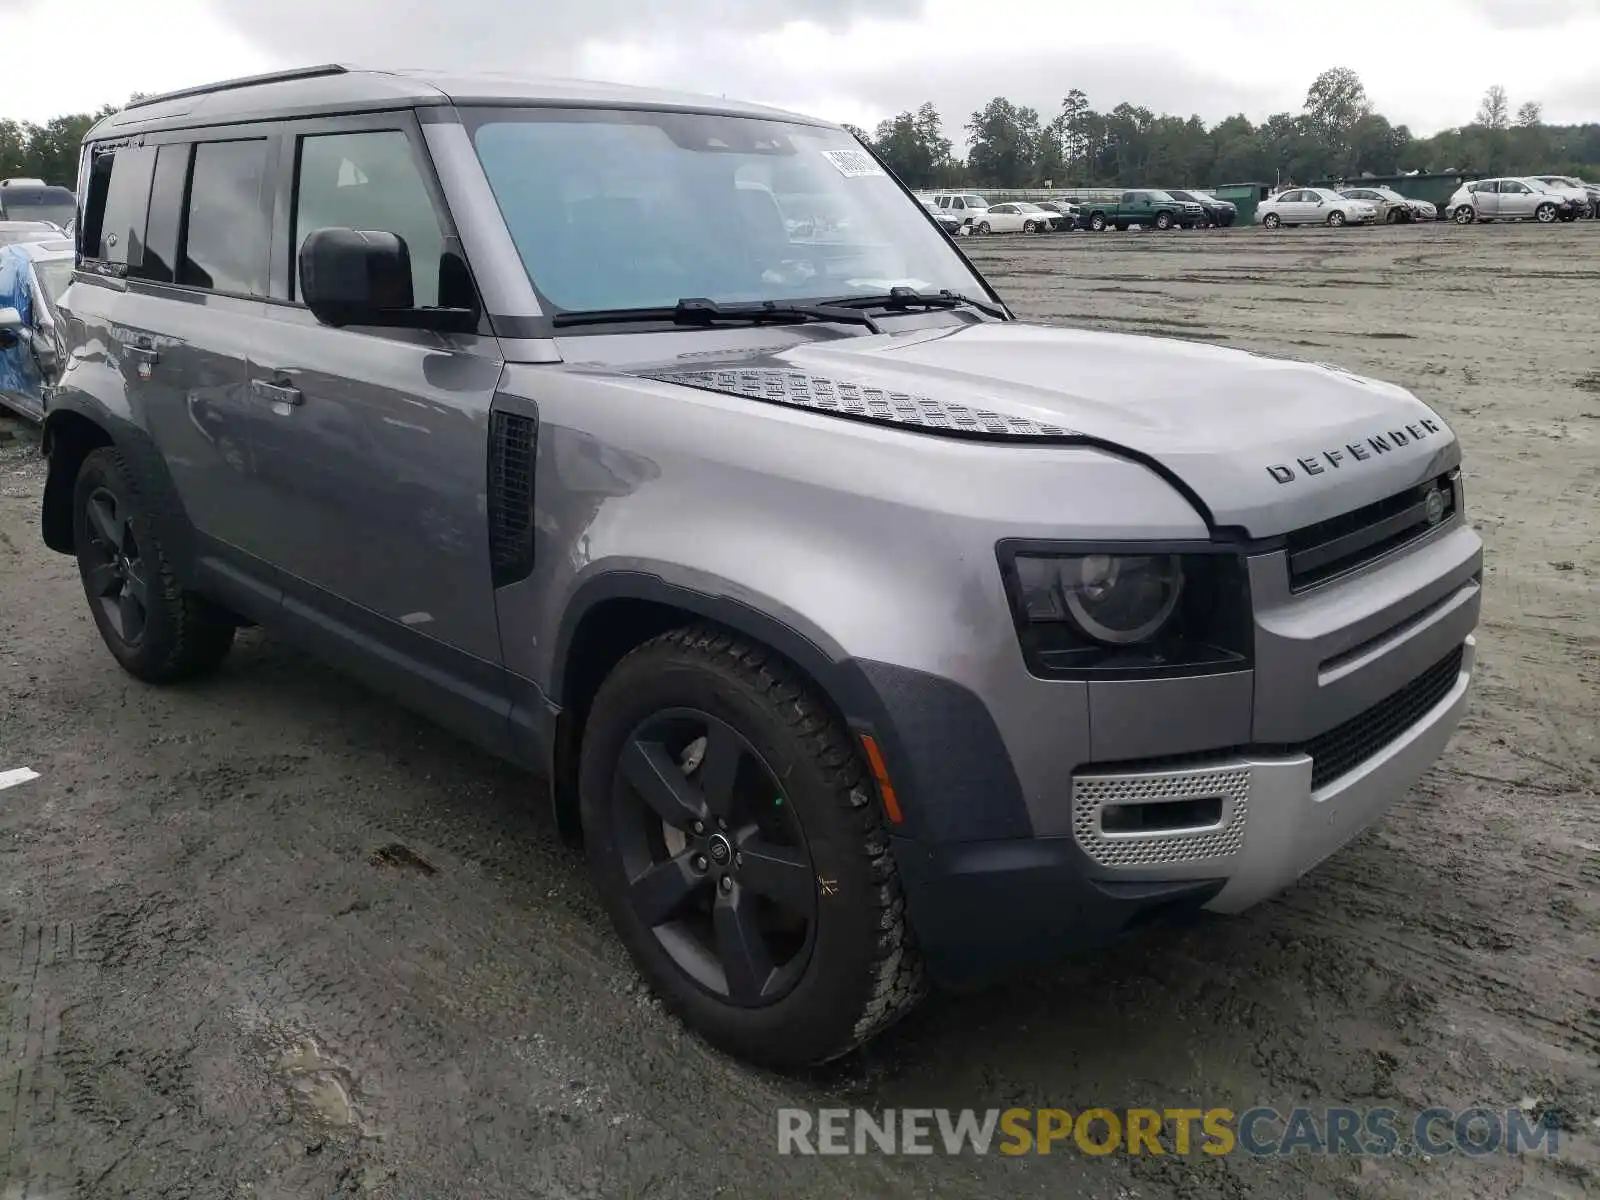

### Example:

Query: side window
xmin=180 ymin=140 xmax=269 ymax=295
xmin=293 ymin=129 xmax=449 ymax=308
xmin=79 ymin=145 xmax=157 ymax=269
xmin=134 ymin=144 xmax=191 ymax=284
xmin=1505 ymin=182 xmax=1527 ymax=194
xmin=1121 ymin=192 xmax=1134 ymax=204
xmin=951 ymin=198 xmax=964 ymax=211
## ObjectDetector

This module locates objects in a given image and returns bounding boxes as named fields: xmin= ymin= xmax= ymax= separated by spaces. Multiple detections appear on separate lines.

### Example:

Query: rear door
xmin=244 ymin=110 xmax=509 ymax=715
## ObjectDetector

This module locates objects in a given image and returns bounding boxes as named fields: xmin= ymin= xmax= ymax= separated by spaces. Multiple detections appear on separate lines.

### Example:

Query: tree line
xmin=845 ymin=69 xmax=1600 ymax=191
xmin=3 ymin=71 xmax=1597 ymax=193
xmin=0 ymin=106 xmax=119 ymax=187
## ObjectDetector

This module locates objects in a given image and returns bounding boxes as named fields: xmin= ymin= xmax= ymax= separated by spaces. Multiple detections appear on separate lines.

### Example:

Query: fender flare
xmin=547 ymin=568 xmax=1034 ymax=844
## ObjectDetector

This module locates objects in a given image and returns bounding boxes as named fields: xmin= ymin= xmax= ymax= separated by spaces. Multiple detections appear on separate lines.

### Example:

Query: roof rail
xmin=124 ymin=64 xmax=351 ymax=110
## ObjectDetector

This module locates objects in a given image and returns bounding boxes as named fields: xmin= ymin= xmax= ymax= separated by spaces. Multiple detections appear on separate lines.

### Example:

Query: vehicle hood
xmin=631 ymin=320 xmax=1458 ymax=537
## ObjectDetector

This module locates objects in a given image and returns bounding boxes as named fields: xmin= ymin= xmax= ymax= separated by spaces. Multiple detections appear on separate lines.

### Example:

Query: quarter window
xmin=293 ymin=130 xmax=448 ymax=307
xmin=180 ymin=140 xmax=269 ymax=295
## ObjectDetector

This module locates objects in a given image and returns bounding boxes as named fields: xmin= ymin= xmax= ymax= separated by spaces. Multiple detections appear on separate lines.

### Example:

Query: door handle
xmin=251 ymin=378 xmax=304 ymax=407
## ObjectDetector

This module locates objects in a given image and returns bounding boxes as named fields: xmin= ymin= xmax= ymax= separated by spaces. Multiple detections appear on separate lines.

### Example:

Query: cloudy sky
xmin=4 ymin=0 xmax=1598 ymax=136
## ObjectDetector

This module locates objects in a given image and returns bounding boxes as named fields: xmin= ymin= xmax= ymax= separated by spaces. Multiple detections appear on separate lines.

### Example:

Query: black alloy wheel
xmin=611 ymin=707 xmax=817 ymax=1006
xmin=81 ymin=485 xmax=151 ymax=648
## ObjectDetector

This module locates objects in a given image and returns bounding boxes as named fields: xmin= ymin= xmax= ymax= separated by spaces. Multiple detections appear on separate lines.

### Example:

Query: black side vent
xmin=487 ymin=411 xmax=536 ymax=588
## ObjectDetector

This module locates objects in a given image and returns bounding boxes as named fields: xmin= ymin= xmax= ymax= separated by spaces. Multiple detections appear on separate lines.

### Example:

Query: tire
xmin=1023 ymin=220 xmax=1039 ymax=233
xmin=1385 ymin=208 xmax=1400 ymax=224
xmin=976 ymin=220 xmax=992 ymax=235
xmin=1154 ymin=211 xmax=1173 ymax=231
xmin=579 ymin=625 xmax=926 ymax=1068
xmin=1536 ymin=203 xmax=1558 ymax=223
xmin=73 ymin=447 xmax=236 ymax=682
xmin=1088 ymin=212 xmax=1107 ymax=232
xmin=1453 ymin=206 xmax=1475 ymax=224
xmin=1263 ymin=213 xmax=1281 ymax=229
xmin=1327 ymin=209 xmax=1347 ymax=227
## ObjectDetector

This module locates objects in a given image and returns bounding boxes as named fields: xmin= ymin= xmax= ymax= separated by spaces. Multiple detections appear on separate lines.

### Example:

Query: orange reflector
xmin=858 ymin=733 xmax=904 ymax=825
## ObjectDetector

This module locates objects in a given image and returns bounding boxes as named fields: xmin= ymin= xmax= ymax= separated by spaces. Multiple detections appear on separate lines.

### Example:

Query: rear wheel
xmin=1453 ymin=205 xmax=1475 ymax=224
xmin=1262 ymin=213 xmax=1281 ymax=229
xmin=580 ymin=626 xmax=925 ymax=1068
xmin=1088 ymin=212 xmax=1107 ymax=232
xmin=72 ymin=447 xmax=236 ymax=682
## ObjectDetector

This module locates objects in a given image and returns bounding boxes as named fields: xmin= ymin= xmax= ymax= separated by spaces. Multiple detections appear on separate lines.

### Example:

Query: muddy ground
xmin=1 ymin=222 xmax=1597 ymax=1198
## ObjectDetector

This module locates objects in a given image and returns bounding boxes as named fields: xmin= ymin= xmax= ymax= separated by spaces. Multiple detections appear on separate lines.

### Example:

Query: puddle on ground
xmin=276 ymin=1038 xmax=371 ymax=1133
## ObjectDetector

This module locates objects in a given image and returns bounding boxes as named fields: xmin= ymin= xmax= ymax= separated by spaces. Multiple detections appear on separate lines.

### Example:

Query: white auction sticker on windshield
xmin=820 ymin=149 xmax=886 ymax=178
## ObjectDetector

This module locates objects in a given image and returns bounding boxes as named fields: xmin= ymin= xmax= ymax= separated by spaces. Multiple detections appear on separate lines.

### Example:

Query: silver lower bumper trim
xmin=1069 ymin=637 xmax=1476 ymax=913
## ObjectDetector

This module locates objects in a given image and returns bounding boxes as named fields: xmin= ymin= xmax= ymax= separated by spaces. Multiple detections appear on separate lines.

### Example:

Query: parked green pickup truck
xmin=1083 ymin=189 xmax=1206 ymax=231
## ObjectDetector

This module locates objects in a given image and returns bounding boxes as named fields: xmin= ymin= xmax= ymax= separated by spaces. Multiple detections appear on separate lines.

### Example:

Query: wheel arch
xmin=40 ymin=408 xmax=114 ymax=553
xmin=545 ymin=571 xmax=878 ymax=845
xmin=542 ymin=568 xmax=1034 ymax=849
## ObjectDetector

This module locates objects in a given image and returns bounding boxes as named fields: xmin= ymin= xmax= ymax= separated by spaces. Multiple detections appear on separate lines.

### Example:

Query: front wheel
xmin=1023 ymin=220 xmax=1039 ymax=233
xmin=1536 ymin=203 xmax=1558 ymax=223
xmin=1154 ymin=211 xmax=1173 ymax=231
xmin=1327 ymin=209 xmax=1347 ymax=227
xmin=73 ymin=447 xmax=236 ymax=682
xmin=1262 ymin=213 xmax=1282 ymax=229
xmin=580 ymin=626 xmax=925 ymax=1068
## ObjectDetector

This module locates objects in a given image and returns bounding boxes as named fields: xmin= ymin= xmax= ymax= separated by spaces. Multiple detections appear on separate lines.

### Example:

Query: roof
xmin=89 ymin=64 xmax=832 ymax=140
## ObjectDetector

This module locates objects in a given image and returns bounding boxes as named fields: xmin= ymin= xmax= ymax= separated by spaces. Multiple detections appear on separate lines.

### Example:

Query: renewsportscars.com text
xmin=777 ymin=1106 xmax=1563 ymax=1158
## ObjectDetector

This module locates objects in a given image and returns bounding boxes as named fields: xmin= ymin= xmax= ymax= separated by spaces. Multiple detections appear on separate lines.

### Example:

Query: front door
xmin=243 ymin=114 xmax=507 ymax=676
xmin=1498 ymin=180 xmax=1536 ymax=218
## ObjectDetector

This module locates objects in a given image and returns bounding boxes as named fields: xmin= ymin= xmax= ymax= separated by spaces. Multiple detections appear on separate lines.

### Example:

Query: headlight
xmin=1017 ymin=554 xmax=1184 ymax=643
xmin=1000 ymin=544 xmax=1253 ymax=679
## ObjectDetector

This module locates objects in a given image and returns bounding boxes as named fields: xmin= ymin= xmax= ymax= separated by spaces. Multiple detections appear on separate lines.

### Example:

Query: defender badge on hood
xmin=1266 ymin=417 xmax=1445 ymax=484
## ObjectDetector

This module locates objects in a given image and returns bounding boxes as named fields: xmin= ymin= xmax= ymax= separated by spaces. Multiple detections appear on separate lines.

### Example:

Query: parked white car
xmin=1529 ymin=176 xmax=1595 ymax=218
xmin=1256 ymin=188 xmax=1379 ymax=228
xmin=969 ymin=202 xmax=1050 ymax=234
xmin=1447 ymin=178 xmax=1576 ymax=224
xmin=925 ymin=192 xmax=991 ymax=228
xmin=1339 ymin=186 xmax=1435 ymax=223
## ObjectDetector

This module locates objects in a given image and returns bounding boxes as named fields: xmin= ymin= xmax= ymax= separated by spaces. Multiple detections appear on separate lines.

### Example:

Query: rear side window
xmin=180 ymin=140 xmax=269 ymax=295
xmin=292 ymin=130 xmax=448 ymax=307
xmin=136 ymin=144 xmax=191 ymax=284
xmin=80 ymin=146 xmax=157 ymax=269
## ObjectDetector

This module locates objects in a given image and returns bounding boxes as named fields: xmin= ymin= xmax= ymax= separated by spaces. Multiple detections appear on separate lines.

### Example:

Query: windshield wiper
xmin=551 ymin=297 xmax=882 ymax=334
xmin=827 ymin=287 xmax=1010 ymax=321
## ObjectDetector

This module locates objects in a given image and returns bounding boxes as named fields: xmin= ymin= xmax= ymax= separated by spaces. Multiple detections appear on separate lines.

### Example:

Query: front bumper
xmin=891 ymin=636 xmax=1475 ymax=981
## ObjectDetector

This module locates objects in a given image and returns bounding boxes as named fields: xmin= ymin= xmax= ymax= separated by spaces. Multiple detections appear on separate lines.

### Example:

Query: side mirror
xmin=0 ymin=306 xmax=20 ymax=350
xmin=297 ymin=228 xmax=475 ymax=333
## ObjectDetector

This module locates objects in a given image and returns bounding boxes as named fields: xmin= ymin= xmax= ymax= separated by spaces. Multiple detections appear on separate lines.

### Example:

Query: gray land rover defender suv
xmin=44 ymin=66 xmax=1482 ymax=1068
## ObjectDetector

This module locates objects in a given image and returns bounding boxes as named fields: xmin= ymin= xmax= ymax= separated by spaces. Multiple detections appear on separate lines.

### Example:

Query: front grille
xmin=487 ymin=411 xmax=536 ymax=587
xmin=1302 ymin=645 xmax=1465 ymax=790
xmin=1286 ymin=473 xmax=1456 ymax=590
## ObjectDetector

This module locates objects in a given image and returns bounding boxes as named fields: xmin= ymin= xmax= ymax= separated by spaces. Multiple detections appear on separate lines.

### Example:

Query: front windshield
xmin=469 ymin=107 xmax=987 ymax=313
